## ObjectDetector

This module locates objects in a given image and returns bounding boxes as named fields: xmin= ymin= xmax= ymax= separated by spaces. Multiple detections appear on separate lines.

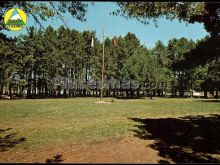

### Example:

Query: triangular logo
xmin=6 ymin=8 xmax=25 ymax=26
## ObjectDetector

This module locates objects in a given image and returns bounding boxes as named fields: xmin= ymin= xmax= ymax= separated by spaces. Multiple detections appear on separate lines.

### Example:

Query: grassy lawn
xmin=0 ymin=97 xmax=220 ymax=151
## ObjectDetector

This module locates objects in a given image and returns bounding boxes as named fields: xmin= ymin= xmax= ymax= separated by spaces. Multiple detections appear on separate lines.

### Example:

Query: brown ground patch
xmin=0 ymin=136 xmax=171 ymax=163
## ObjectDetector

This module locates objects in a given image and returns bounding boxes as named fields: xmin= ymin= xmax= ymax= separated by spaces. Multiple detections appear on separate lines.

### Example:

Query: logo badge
xmin=4 ymin=8 xmax=27 ymax=31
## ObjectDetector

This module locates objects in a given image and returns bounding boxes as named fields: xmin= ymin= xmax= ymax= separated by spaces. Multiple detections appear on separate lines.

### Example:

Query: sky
xmin=2 ymin=2 xmax=209 ymax=48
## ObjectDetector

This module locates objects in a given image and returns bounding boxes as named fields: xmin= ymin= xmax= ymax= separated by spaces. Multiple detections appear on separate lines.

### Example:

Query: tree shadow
xmin=0 ymin=128 xmax=26 ymax=152
xmin=45 ymin=154 xmax=64 ymax=163
xmin=129 ymin=114 xmax=220 ymax=163
xmin=197 ymin=100 xmax=220 ymax=103
xmin=159 ymin=160 xmax=171 ymax=164
xmin=115 ymin=96 xmax=144 ymax=99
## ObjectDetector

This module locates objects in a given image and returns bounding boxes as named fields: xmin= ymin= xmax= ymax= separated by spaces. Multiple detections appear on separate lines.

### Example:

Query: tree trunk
xmin=137 ymin=89 xmax=140 ymax=98
xmin=9 ymin=83 xmax=12 ymax=99
xmin=0 ymin=83 xmax=3 ymax=95
xmin=215 ymin=90 xmax=219 ymax=98
xmin=204 ymin=90 xmax=208 ymax=98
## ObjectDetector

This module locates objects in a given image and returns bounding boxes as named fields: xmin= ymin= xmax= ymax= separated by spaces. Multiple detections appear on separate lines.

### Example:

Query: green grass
xmin=0 ymin=97 xmax=220 ymax=150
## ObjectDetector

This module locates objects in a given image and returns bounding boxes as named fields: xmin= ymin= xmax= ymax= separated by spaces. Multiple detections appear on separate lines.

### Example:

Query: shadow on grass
xmin=45 ymin=154 xmax=64 ymax=163
xmin=197 ymin=99 xmax=220 ymax=103
xmin=129 ymin=114 xmax=220 ymax=163
xmin=0 ymin=128 xmax=26 ymax=152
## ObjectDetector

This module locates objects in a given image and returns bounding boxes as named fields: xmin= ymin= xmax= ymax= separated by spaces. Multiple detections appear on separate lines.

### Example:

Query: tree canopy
xmin=114 ymin=2 xmax=220 ymax=73
xmin=1 ymin=25 xmax=218 ymax=98
xmin=114 ymin=2 xmax=220 ymax=36
xmin=0 ymin=2 xmax=219 ymax=98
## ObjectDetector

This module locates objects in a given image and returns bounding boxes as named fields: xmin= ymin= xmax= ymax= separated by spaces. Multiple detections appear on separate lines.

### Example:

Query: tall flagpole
xmin=98 ymin=28 xmax=114 ymax=102
xmin=100 ymin=28 xmax=105 ymax=102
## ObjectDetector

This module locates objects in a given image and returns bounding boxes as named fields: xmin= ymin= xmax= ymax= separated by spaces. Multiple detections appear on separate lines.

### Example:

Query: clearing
xmin=0 ymin=98 xmax=220 ymax=163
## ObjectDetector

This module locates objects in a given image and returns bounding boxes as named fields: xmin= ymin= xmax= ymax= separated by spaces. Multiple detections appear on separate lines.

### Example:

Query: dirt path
xmin=0 ymin=136 xmax=172 ymax=163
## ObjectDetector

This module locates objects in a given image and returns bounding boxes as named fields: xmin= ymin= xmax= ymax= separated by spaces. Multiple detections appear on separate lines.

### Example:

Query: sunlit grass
xmin=0 ymin=97 xmax=219 ymax=150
